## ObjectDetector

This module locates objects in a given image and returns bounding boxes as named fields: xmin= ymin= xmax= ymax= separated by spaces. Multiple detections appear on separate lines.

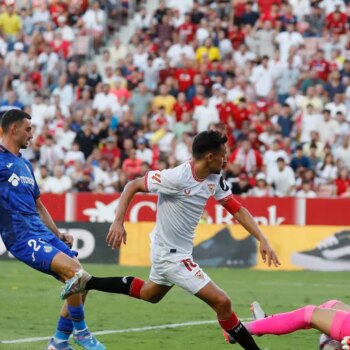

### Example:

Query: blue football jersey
xmin=0 ymin=145 xmax=42 ymax=246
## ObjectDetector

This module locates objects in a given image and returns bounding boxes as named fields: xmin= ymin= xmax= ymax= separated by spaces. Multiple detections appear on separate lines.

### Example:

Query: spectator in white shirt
xmin=233 ymin=43 xmax=256 ymax=69
xmin=196 ymin=18 xmax=209 ymax=44
xmin=81 ymin=1 xmax=105 ymax=34
xmin=43 ymin=165 xmax=72 ymax=194
xmin=248 ymin=173 xmax=274 ymax=197
xmin=275 ymin=23 xmax=304 ymax=64
xmin=93 ymin=83 xmax=121 ymax=115
xmin=208 ymin=83 xmax=224 ymax=108
xmin=218 ymin=29 xmax=233 ymax=59
xmin=250 ymin=55 xmax=274 ymax=98
xmin=52 ymin=74 xmax=73 ymax=108
xmin=193 ymin=97 xmax=219 ymax=132
xmin=316 ymin=153 xmax=338 ymax=184
xmin=296 ymin=180 xmax=317 ymax=198
xmin=56 ymin=120 xmax=77 ymax=151
xmin=267 ymin=157 xmax=296 ymax=197
xmin=135 ymin=137 xmax=153 ymax=165
xmin=64 ymin=142 xmax=85 ymax=167
xmin=57 ymin=16 xmax=75 ymax=42
xmin=30 ymin=94 xmax=49 ymax=132
xmin=39 ymin=135 xmax=65 ymax=171
xmin=325 ymin=93 xmax=347 ymax=118
xmin=335 ymin=111 xmax=350 ymax=145
xmin=334 ymin=135 xmax=350 ymax=170
xmin=300 ymin=104 xmax=323 ymax=143
xmin=263 ymin=139 xmax=289 ymax=172
xmin=135 ymin=7 xmax=152 ymax=31
xmin=318 ymin=109 xmax=340 ymax=144
xmin=109 ymin=37 xmax=128 ymax=62
xmin=167 ymin=36 xmax=195 ymax=67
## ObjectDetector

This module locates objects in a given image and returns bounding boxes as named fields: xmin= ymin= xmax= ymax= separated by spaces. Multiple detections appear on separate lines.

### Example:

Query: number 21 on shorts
xmin=181 ymin=258 xmax=198 ymax=271
xmin=28 ymin=239 xmax=42 ymax=262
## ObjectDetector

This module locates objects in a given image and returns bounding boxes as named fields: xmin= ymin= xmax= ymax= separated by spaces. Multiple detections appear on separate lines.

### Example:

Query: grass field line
xmin=0 ymin=318 xmax=253 ymax=344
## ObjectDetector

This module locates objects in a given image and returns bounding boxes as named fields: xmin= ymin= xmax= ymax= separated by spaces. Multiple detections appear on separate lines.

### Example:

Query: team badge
xmin=43 ymin=245 xmax=53 ymax=253
xmin=207 ymin=183 xmax=216 ymax=195
xmin=195 ymin=270 xmax=205 ymax=280
xmin=184 ymin=189 xmax=191 ymax=195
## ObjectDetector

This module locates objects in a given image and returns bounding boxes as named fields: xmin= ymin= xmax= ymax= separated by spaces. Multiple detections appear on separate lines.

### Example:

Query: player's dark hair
xmin=0 ymin=109 xmax=31 ymax=133
xmin=192 ymin=131 xmax=227 ymax=159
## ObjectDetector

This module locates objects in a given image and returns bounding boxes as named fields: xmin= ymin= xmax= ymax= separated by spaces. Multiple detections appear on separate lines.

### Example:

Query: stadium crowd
xmin=0 ymin=0 xmax=350 ymax=198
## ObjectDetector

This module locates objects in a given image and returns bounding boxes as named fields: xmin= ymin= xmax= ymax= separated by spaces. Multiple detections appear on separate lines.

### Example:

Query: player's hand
xmin=342 ymin=336 xmax=350 ymax=349
xmin=59 ymin=232 xmax=73 ymax=248
xmin=106 ymin=221 xmax=127 ymax=249
xmin=259 ymin=239 xmax=281 ymax=267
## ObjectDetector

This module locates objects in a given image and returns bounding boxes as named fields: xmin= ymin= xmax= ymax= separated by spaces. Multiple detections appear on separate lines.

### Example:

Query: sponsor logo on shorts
xmin=43 ymin=245 xmax=53 ymax=253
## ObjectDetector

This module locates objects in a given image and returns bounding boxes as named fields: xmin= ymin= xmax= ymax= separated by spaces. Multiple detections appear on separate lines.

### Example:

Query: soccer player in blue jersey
xmin=0 ymin=109 xmax=105 ymax=350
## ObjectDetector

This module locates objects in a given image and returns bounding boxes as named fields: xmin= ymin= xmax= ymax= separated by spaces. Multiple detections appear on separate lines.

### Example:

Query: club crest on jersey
xmin=207 ymin=183 xmax=216 ymax=195
xmin=184 ymin=188 xmax=191 ymax=195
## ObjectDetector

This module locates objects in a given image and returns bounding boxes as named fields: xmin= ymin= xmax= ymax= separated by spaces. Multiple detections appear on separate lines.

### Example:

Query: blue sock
xmin=54 ymin=316 xmax=73 ymax=343
xmin=67 ymin=304 xmax=87 ymax=332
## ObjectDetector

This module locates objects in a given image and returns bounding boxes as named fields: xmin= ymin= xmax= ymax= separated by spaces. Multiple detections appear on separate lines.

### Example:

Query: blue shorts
xmin=9 ymin=233 xmax=78 ymax=279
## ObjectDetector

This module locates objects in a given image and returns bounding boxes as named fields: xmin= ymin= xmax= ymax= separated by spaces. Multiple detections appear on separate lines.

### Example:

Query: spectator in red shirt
xmin=216 ymin=93 xmax=235 ymax=126
xmin=228 ymin=24 xmax=245 ymax=50
xmin=309 ymin=49 xmax=330 ymax=81
xmin=172 ymin=92 xmax=192 ymax=122
xmin=101 ymin=136 xmax=121 ymax=170
xmin=258 ymin=0 xmax=282 ymax=13
xmin=122 ymin=148 xmax=144 ymax=180
xmin=174 ymin=58 xmax=197 ymax=93
xmin=233 ymin=97 xmax=251 ymax=130
xmin=259 ymin=3 xmax=281 ymax=28
xmin=335 ymin=167 xmax=350 ymax=196
xmin=178 ymin=12 xmax=196 ymax=43
xmin=49 ymin=31 xmax=70 ymax=59
xmin=228 ymin=139 xmax=263 ymax=174
xmin=326 ymin=4 xmax=348 ymax=35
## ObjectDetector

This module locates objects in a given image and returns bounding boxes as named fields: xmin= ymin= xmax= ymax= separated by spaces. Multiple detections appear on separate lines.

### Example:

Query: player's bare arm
xmin=106 ymin=176 xmax=147 ymax=249
xmin=233 ymin=207 xmax=281 ymax=268
xmin=36 ymin=197 xmax=73 ymax=247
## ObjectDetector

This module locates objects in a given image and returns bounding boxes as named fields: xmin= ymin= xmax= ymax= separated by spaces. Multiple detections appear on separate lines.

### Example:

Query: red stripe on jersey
xmin=144 ymin=172 xmax=149 ymax=192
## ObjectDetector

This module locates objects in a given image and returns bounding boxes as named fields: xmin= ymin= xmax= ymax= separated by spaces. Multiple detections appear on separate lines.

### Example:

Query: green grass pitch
xmin=0 ymin=261 xmax=348 ymax=350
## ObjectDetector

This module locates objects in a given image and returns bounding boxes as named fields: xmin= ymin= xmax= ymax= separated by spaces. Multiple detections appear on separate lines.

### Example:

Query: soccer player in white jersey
xmin=61 ymin=130 xmax=280 ymax=350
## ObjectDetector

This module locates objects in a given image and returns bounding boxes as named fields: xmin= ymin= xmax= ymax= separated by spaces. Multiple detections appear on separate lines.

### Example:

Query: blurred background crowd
xmin=0 ymin=0 xmax=350 ymax=198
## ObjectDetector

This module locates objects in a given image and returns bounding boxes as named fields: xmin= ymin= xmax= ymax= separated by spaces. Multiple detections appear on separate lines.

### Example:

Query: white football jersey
xmin=145 ymin=161 xmax=233 ymax=256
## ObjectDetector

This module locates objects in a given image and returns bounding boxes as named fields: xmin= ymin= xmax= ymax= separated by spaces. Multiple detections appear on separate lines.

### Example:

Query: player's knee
xmin=65 ymin=261 xmax=82 ymax=279
xmin=215 ymin=293 xmax=232 ymax=311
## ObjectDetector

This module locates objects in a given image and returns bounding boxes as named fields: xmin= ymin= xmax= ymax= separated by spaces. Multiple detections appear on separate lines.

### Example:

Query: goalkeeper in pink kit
xmin=61 ymin=131 xmax=280 ymax=350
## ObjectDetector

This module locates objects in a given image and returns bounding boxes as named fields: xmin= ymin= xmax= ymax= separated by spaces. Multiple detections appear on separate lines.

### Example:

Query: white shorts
xmin=149 ymin=249 xmax=211 ymax=294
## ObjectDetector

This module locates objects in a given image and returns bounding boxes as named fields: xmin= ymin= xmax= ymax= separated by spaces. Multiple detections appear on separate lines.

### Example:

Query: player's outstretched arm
xmin=36 ymin=198 xmax=73 ymax=247
xmin=106 ymin=176 xmax=147 ymax=249
xmin=233 ymin=207 xmax=281 ymax=268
